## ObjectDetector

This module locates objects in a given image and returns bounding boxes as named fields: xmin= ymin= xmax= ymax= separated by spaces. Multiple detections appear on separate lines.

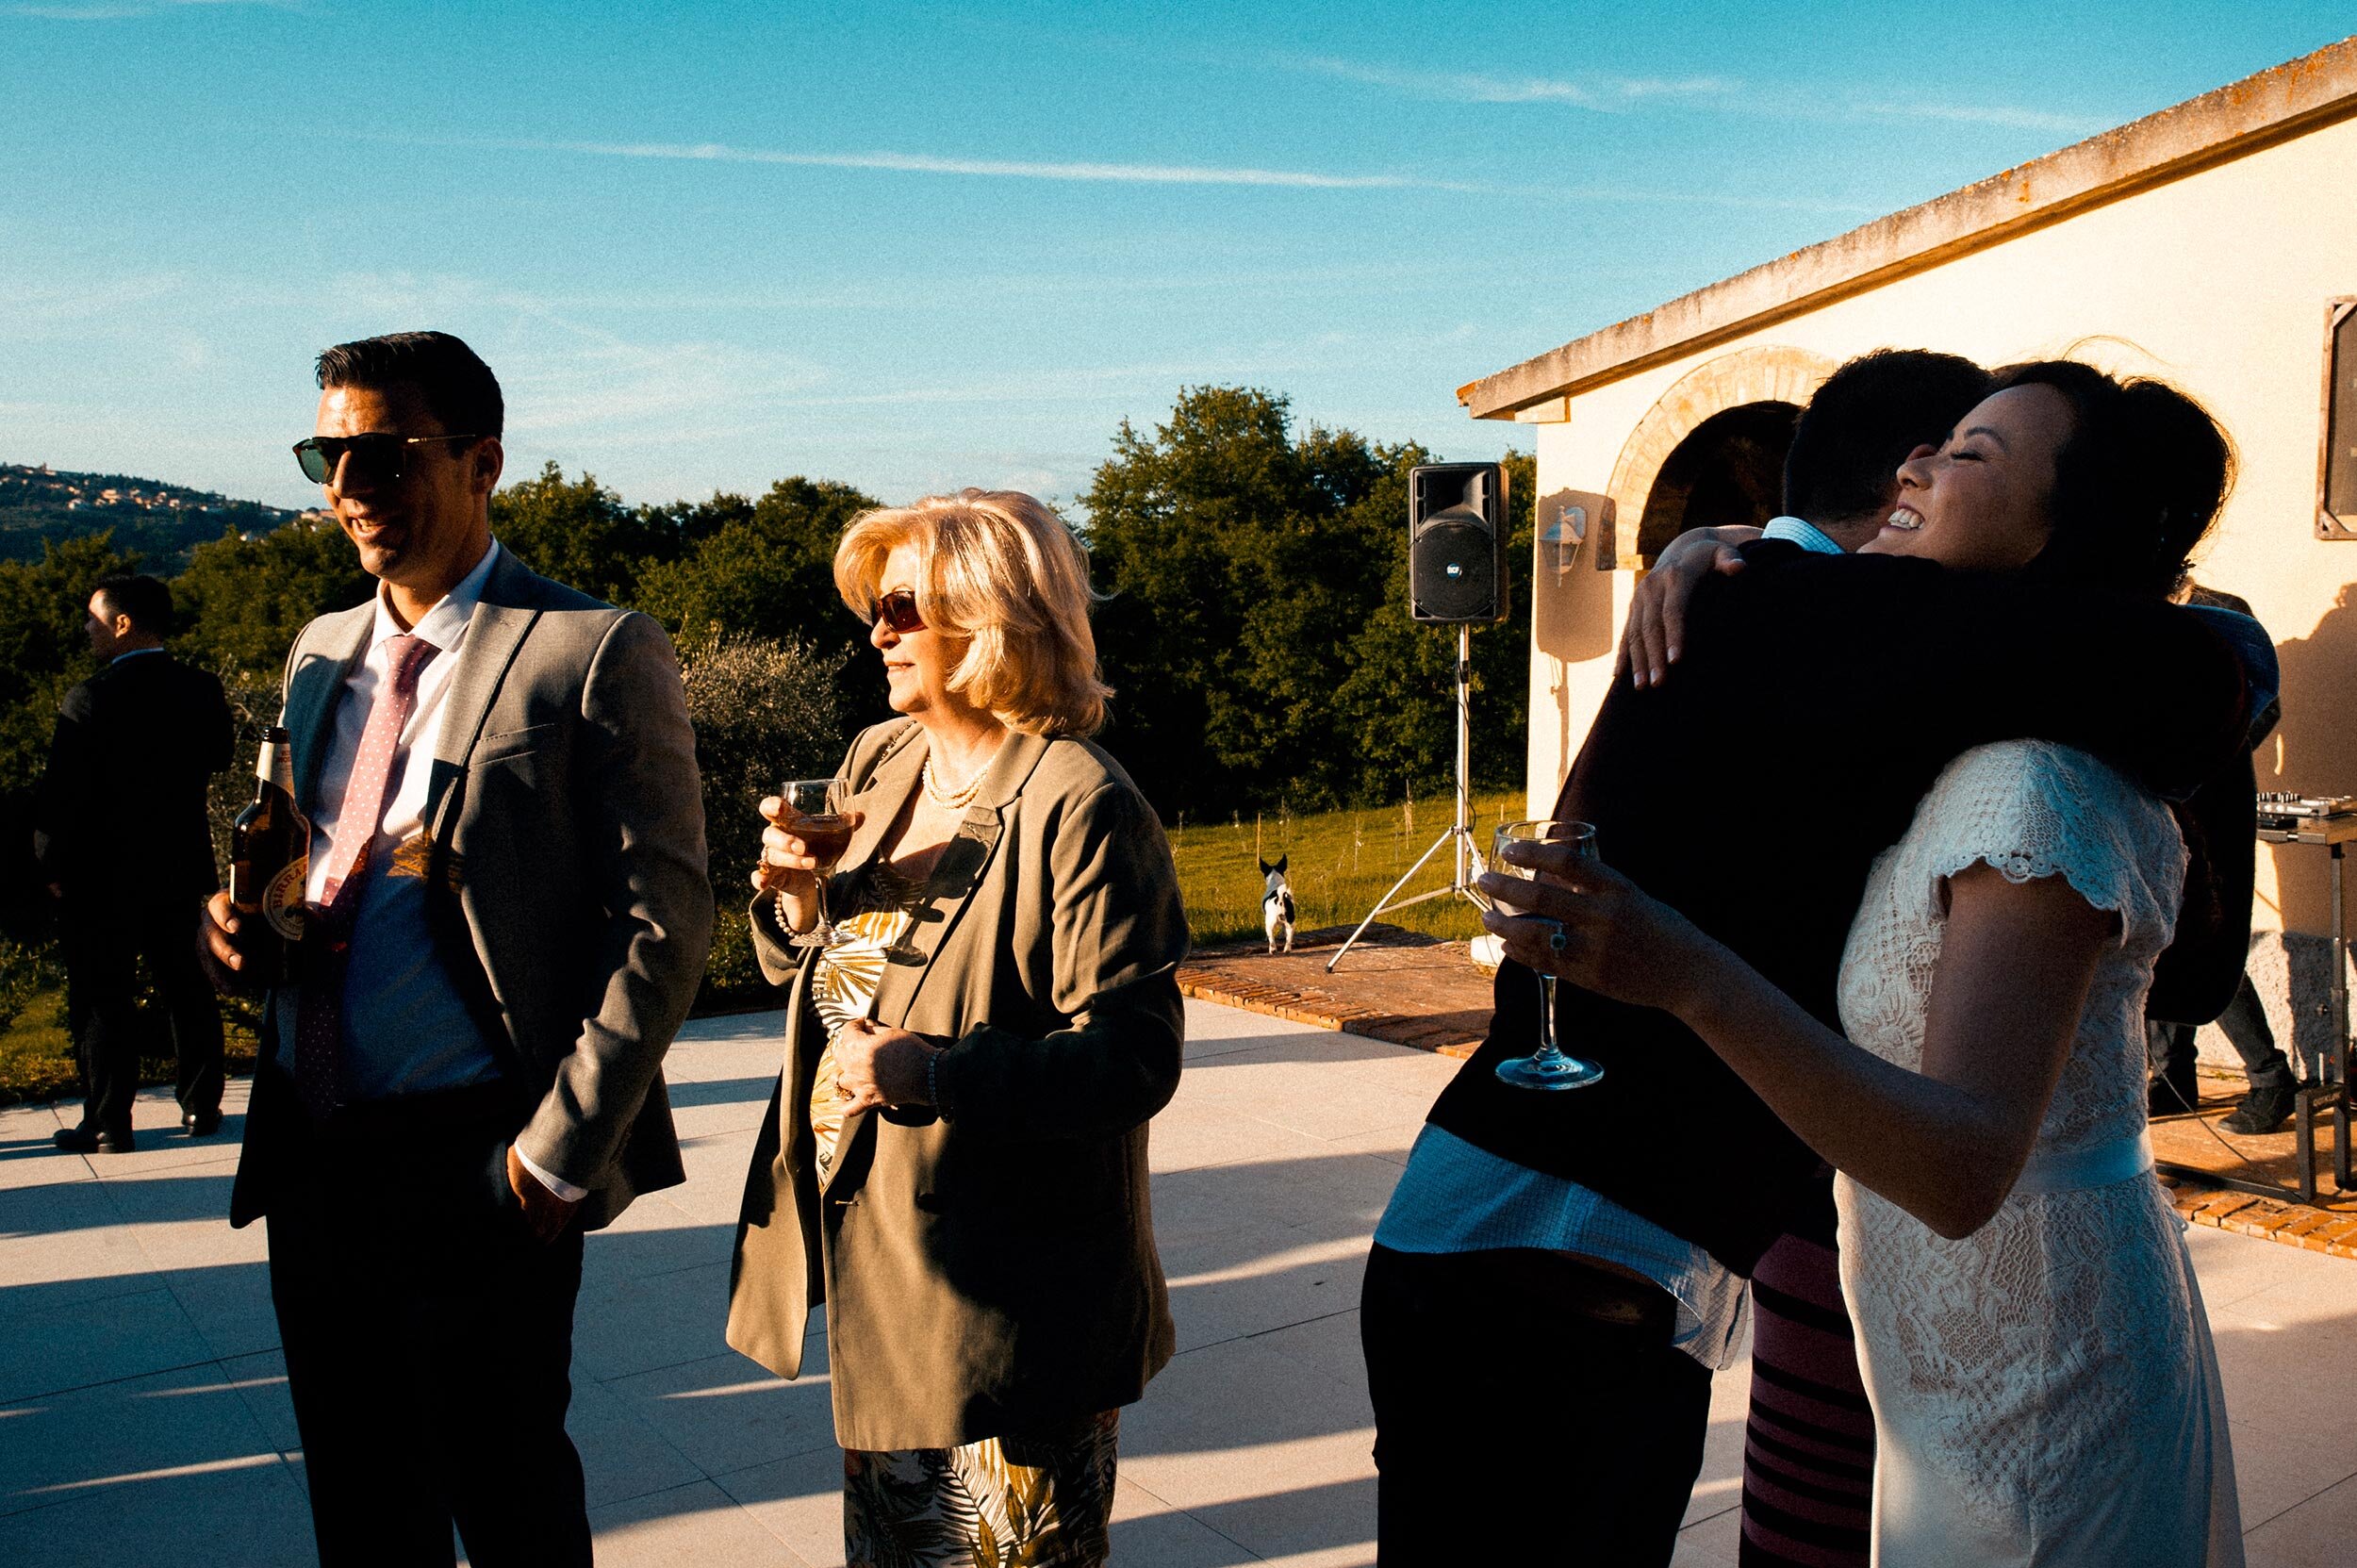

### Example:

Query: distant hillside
xmin=0 ymin=463 xmax=320 ymax=571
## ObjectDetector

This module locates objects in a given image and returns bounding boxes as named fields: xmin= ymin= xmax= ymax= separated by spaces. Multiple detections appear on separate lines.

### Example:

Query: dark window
xmin=1637 ymin=401 xmax=1799 ymax=563
xmin=2319 ymin=298 xmax=2357 ymax=540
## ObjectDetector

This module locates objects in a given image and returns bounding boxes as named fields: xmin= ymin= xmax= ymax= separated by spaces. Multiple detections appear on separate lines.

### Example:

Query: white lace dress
xmin=1833 ymin=741 xmax=2242 ymax=1566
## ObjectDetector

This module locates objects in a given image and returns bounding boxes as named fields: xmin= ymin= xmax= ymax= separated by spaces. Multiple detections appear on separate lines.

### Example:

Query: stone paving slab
xmin=0 ymin=1000 xmax=2352 ymax=1565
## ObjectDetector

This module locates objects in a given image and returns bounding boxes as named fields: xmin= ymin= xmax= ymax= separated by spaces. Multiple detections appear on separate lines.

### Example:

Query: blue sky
xmin=3 ymin=2 xmax=2349 ymax=515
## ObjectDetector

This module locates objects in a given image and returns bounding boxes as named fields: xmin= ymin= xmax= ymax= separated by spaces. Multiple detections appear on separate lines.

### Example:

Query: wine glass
xmin=779 ymin=778 xmax=855 ymax=949
xmin=1491 ymin=819 xmax=1606 ymax=1091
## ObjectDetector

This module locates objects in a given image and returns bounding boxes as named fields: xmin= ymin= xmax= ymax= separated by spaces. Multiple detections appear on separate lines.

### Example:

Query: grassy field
xmin=1170 ymin=790 xmax=1525 ymax=947
xmin=0 ymin=790 xmax=1526 ymax=1103
xmin=0 ymin=988 xmax=260 ymax=1108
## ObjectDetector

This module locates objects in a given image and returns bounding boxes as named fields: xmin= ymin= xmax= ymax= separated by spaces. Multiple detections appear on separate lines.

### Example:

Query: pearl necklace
xmin=922 ymin=756 xmax=982 ymax=810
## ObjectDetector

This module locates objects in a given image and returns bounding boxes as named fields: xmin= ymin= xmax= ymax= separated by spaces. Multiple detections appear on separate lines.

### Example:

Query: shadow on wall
xmin=2261 ymin=582 xmax=2357 ymax=934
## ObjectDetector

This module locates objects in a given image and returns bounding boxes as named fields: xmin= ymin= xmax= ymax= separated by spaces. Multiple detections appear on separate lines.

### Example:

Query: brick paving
xmin=1179 ymin=929 xmax=2357 ymax=1266
xmin=1176 ymin=924 xmax=1496 ymax=1058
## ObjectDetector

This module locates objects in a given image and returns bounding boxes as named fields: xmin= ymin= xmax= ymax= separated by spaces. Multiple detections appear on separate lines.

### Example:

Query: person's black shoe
xmin=2148 ymin=1064 xmax=2200 ymax=1118
xmin=182 ymin=1110 xmax=222 ymax=1137
xmin=54 ymin=1124 xmax=137 ymax=1154
xmin=2220 ymin=1084 xmax=2299 ymax=1136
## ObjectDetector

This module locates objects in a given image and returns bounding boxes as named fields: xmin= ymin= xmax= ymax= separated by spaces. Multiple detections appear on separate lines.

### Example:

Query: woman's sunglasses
xmin=291 ymin=432 xmax=491 ymax=486
xmin=872 ymin=590 xmax=925 ymax=634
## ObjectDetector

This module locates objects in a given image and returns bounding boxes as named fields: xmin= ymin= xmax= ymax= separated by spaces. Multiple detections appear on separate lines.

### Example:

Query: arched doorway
xmin=1634 ymin=401 xmax=1799 ymax=561
xmin=1600 ymin=345 xmax=1833 ymax=569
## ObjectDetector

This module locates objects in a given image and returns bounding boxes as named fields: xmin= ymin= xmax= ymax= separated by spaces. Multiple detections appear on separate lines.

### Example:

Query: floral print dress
xmin=804 ymin=863 xmax=1122 ymax=1568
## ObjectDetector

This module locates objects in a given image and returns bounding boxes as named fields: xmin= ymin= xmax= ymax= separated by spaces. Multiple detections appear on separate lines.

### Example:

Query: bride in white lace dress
xmin=1490 ymin=361 xmax=2246 ymax=1565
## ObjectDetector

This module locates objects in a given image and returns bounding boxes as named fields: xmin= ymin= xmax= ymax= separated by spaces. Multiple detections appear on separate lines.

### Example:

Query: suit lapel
xmin=816 ymin=730 xmax=1051 ymax=1195
xmin=424 ymin=553 xmax=542 ymax=838
xmin=285 ymin=606 xmax=372 ymax=814
xmin=834 ymin=726 xmax=926 ymax=881
xmin=872 ymin=730 xmax=1052 ymax=1030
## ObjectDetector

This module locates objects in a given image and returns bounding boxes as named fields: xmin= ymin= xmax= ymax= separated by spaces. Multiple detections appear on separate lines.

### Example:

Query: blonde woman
xmin=725 ymin=488 xmax=1188 ymax=1567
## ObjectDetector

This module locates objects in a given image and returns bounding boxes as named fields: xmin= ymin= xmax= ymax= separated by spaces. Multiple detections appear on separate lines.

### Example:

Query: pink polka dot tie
xmin=293 ymin=634 xmax=437 ymax=1121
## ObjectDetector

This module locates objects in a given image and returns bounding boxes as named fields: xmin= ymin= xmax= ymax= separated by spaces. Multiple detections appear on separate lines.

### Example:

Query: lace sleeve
xmin=1914 ymin=741 xmax=2179 ymax=951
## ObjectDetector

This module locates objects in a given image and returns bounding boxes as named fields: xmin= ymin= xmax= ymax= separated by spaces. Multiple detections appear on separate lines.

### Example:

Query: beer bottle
xmin=228 ymin=725 xmax=310 ymax=985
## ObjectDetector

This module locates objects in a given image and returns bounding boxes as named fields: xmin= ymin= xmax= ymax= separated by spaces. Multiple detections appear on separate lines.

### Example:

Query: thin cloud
xmin=1290 ymin=56 xmax=1736 ymax=110
xmin=1847 ymin=99 xmax=2107 ymax=135
xmin=9 ymin=0 xmax=300 ymax=17
xmin=373 ymin=132 xmax=1872 ymax=216
xmin=443 ymin=135 xmax=1465 ymax=191
xmin=1288 ymin=53 xmax=2105 ymax=138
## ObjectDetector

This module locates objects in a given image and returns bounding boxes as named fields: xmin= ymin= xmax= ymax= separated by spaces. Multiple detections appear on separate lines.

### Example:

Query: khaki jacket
xmin=231 ymin=550 xmax=714 ymax=1231
xmin=725 ymin=719 xmax=1187 ymax=1451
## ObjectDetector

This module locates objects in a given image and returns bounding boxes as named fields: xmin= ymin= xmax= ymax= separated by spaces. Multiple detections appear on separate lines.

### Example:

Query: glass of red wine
xmin=1491 ymin=818 xmax=1606 ymax=1091
xmin=779 ymin=778 xmax=855 ymax=949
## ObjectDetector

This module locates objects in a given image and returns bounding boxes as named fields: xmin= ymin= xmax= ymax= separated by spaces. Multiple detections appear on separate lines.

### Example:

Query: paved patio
xmin=2 ymin=998 xmax=2352 ymax=1565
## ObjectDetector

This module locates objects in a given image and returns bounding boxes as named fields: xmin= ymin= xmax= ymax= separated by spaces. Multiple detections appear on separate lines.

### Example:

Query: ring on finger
xmin=1545 ymin=921 xmax=1569 ymax=954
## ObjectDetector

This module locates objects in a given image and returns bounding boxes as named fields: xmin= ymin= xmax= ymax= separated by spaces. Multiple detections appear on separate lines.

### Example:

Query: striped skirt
xmin=1740 ymin=1173 xmax=1874 ymax=1568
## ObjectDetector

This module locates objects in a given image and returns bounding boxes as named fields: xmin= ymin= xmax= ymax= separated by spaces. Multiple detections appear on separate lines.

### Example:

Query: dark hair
xmin=1784 ymin=349 xmax=1994 ymax=525
xmin=315 ymin=331 xmax=503 ymax=438
xmin=1991 ymin=359 xmax=2233 ymax=601
xmin=91 ymin=573 xmax=172 ymax=634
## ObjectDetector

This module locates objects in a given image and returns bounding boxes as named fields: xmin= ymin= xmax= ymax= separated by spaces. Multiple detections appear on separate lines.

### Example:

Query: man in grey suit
xmin=203 ymin=331 xmax=713 ymax=1566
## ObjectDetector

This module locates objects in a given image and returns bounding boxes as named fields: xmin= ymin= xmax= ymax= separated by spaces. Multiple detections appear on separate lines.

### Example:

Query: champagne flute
xmin=1491 ymin=819 xmax=1606 ymax=1091
xmin=779 ymin=778 xmax=855 ymax=949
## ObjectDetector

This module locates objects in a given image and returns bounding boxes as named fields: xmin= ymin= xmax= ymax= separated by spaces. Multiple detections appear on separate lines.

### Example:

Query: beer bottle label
xmin=263 ymin=855 xmax=308 ymax=941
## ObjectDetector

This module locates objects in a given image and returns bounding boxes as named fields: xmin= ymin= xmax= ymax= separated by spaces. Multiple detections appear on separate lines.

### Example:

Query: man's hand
xmin=1613 ymin=525 xmax=1757 ymax=690
xmin=199 ymin=889 xmax=251 ymax=995
xmin=832 ymin=1017 xmax=935 ymax=1115
xmin=1475 ymin=844 xmax=1715 ymax=1018
xmin=506 ymin=1145 xmax=581 ymax=1245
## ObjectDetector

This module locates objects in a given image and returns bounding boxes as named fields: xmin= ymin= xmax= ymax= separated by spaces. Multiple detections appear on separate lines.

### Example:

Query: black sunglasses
xmin=292 ymin=432 xmax=491 ymax=486
xmin=872 ymin=590 xmax=925 ymax=634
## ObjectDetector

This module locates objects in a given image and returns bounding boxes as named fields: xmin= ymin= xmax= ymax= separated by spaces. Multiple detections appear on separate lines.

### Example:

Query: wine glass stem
xmin=1535 ymin=974 xmax=1561 ymax=1060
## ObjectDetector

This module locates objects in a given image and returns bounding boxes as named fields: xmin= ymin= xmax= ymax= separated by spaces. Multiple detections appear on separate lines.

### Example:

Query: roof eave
xmin=1459 ymin=35 xmax=2357 ymax=421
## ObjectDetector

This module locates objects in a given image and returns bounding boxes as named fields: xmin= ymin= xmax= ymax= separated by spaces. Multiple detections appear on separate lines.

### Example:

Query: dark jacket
xmin=2148 ymin=587 xmax=2276 ymax=1026
xmin=1425 ymin=544 xmax=2250 ymax=1276
xmin=33 ymin=651 xmax=233 ymax=900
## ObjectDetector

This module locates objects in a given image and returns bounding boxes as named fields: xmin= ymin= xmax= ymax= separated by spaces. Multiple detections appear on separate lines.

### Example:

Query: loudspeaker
xmin=1409 ymin=462 xmax=1508 ymax=624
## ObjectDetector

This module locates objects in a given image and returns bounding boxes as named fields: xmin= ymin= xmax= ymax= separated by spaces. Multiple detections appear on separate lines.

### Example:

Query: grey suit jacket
xmin=230 ymin=549 xmax=714 ymax=1231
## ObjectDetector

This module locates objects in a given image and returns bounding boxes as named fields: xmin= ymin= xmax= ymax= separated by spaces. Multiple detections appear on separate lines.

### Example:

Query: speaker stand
xmin=1328 ymin=624 xmax=1490 ymax=971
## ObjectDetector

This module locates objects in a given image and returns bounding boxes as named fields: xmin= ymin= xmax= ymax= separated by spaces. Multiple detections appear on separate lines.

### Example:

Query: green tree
xmin=488 ymin=462 xmax=674 ymax=606
xmin=1330 ymin=447 xmax=1534 ymax=804
xmin=635 ymin=477 xmax=885 ymax=722
xmin=1081 ymin=388 xmax=1527 ymax=816
xmin=0 ymin=532 xmax=144 ymax=794
xmin=173 ymin=518 xmax=374 ymax=680
xmin=678 ymin=634 xmax=851 ymax=1002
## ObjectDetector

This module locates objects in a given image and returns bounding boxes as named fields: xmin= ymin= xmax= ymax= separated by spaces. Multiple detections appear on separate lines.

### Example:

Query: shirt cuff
xmin=516 ymin=1147 xmax=589 ymax=1204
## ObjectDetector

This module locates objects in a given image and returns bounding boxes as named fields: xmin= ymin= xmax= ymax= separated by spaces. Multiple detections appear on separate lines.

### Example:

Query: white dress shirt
xmin=273 ymin=539 xmax=583 ymax=1200
xmin=1761 ymin=515 xmax=1845 ymax=556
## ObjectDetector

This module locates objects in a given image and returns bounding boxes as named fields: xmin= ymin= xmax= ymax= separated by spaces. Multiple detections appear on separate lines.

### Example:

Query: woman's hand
xmin=751 ymin=795 xmax=864 ymax=934
xmin=832 ymin=1017 xmax=936 ymax=1114
xmin=1475 ymin=845 xmax=1716 ymax=1016
xmin=1614 ymin=524 xmax=1758 ymax=689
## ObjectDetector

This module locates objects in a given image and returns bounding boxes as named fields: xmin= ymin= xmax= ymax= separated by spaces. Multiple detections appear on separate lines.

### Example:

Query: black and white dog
xmin=1258 ymin=855 xmax=1296 ymax=954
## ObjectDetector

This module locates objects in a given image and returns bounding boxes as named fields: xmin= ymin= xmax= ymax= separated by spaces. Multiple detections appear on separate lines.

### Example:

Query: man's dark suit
xmin=34 ymin=650 xmax=234 ymax=1134
xmin=229 ymin=551 xmax=713 ymax=1567
xmin=1371 ymin=544 xmax=2250 ymax=1562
